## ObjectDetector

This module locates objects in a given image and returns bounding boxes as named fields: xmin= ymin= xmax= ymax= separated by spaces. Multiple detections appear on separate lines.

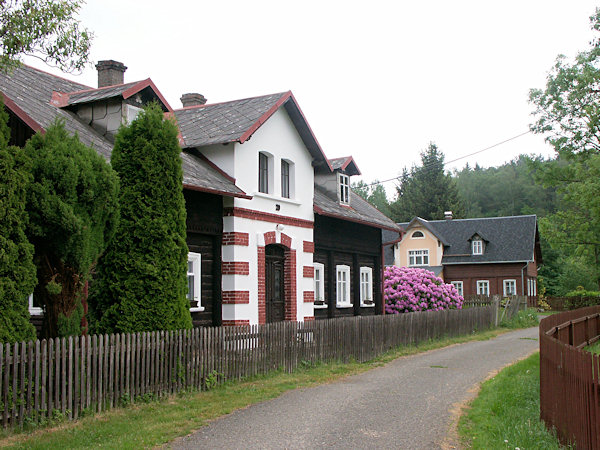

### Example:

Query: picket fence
xmin=0 ymin=306 xmax=497 ymax=428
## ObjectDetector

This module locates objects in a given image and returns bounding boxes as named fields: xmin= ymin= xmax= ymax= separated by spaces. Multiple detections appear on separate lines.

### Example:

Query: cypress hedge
xmin=25 ymin=121 xmax=119 ymax=338
xmin=89 ymin=104 xmax=192 ymax=333
xmin=0 ymin=103 xmax=37 ymax=343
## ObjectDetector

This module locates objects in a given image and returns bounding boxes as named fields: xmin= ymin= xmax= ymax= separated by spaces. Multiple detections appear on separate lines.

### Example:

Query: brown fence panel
xmin=540 ymin=306 xmax=600 ymax=449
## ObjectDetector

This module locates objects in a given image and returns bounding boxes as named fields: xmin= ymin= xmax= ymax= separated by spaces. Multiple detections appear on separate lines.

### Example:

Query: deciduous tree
xmin=0 ymin=0 xmax=92 ymax=72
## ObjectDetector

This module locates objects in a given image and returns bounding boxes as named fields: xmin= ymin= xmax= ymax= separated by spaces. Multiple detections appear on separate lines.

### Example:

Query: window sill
xmin=253 ymin=192 xmax=301 ymax=205
xmin=190 ymin=307 xmax=205 ymax=313
xmin=336 ymin=303 xmax=353 ymax=309
xmin=360 ymin=303 xmax=376 ymax=308
xmin=314 ymin=303 xmax=328 ymax=309
xmin=29 ymin=308 xmax=44 ymax=316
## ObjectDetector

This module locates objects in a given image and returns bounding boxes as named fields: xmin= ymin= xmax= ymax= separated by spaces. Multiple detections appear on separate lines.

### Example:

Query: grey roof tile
xmin=66 ymin=82 xmax=138 ymax=105
xmin=314 ymin=186 xmax=400 ymax=231
xmin=422 ymin=215 xmax=538 ymax=264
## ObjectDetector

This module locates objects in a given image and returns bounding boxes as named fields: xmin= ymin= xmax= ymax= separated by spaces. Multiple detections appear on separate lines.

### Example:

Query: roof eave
xmin=314 ymin=205 xmax=401 ymax=232
xmin=183 ymin=183 xmax=252 ymax=200
xmin=2 ymin=92 xmax=45 ymax=133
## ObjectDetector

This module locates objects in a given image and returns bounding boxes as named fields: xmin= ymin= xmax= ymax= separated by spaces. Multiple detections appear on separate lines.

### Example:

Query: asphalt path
xmin=168 ymin=327 xmax=539 ymax=449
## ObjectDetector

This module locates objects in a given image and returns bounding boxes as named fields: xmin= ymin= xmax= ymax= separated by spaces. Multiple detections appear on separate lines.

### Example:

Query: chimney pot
xmin=444 ymin=211 xmax=453 ymax=220
xmin=181 ymin=93 xmax=207 ymax=107
xmin=95 ymin=60 xmax=127 ymax=88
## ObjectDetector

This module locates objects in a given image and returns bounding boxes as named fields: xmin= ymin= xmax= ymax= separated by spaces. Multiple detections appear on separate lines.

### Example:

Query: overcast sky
xmin=24 ymin=1 xmax=600 ymax=196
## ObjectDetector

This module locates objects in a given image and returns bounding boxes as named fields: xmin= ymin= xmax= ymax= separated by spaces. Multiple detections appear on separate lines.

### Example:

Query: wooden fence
xmin=539 ymin=306 xmax=600 ymax=449
xmin=0 ymin=306 xmax=497 ymax=428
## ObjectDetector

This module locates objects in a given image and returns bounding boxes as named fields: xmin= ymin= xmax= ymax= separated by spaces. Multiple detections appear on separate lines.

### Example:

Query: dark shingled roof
xmin=382 ymin=228 xmax=402 ymax=265
xmin=0 ymin=65 xmax=114 ymax=159
xmin=174 ymin=91 xmax=331 ymax=169
xmin=405 ymin=215 xmax=539 ymax=264
xmin=63 ymin=81 xmax=139 ymax=105
xmin=0 ymin=65 xmax=246 ymax=198
xmin=314 ymin=186 xmax=400 ymax=232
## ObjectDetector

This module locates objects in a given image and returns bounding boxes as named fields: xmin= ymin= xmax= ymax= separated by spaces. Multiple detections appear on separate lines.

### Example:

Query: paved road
xmin=168 ymin=327 xmax=539 ymax=449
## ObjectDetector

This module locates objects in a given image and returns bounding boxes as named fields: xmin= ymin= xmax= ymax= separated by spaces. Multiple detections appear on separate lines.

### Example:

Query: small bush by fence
xmin=539 ymin=306 xmax=600 ymax=449
xmin=545 ymin=296 xmax=600 ymax=311
xmin=0 ymin=306 xmax=497 ymax=428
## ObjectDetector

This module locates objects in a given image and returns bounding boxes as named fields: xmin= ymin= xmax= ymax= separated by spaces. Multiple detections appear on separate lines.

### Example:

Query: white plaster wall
xmin=221 ymin=215 xmax=314 ymax=325
xmin=230 ymin=108 xmax=315 ymax=221
xmin=198 ymin=143 xmax=235 ymax=178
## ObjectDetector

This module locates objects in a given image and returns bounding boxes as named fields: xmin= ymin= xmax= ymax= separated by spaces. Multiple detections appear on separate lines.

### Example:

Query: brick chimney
xmin=95 ymin=60 xmax=127 ymax=88
xmin=180 ymin=93 xmax=207 ymax=107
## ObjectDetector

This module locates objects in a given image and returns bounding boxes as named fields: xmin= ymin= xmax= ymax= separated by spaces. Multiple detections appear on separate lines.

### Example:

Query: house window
xmin=338 ymin=173 xmax=350 ymax=205
xmin=28 ymin=294 xmax=43 ymax=316
xmin=188 ymin=252 xmax=203 ymax=312
xmin=360 ymin=267 xmax=374 ymax=307
xmin=336 ymin=265 xmax=352 ymax=307
xmin=313 ymin=263 xmax=326 ymax=308
xmin=472 ymin=239 xmax=483 ymax=255
xmin=281 ymin=160 xmax=290 ymax=198
xmin=411 ymin=231 xmax=424 ymax=239
xmin=451 ymin=281 xmax=463 ymax=297
xmin=503 ymin=279 xmax=517 ymax=297
xmin=476 ymin=280 xmax=489 ymax=296
xmin=533 ymin=279 xmax=537 ymax=296
xmin=408 ymin=249 xmax=429 ymax=266
xmin=259 ymin=152 xmax=269 ymax=194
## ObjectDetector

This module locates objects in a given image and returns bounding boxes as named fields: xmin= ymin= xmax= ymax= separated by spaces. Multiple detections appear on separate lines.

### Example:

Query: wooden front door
xmin=265 ymin=245 xmax=285 ymax=323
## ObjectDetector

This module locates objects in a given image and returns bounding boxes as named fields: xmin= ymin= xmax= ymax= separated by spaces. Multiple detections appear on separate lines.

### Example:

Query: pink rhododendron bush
xmin=384 ymin=266 xmax=463 ymax=313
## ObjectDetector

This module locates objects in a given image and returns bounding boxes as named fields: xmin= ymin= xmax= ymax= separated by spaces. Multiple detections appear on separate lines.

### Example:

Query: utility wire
xmin=365 ymin=130 xmax=532 ymax=187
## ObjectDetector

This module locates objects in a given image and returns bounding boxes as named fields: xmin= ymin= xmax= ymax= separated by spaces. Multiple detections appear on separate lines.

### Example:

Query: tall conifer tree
xmin=89 ymin=104 xmax=192 ymax=333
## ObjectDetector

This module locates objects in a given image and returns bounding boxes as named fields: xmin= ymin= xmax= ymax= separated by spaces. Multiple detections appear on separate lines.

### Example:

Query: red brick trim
xmin=303 ymin=241 xmax=314 ymax=253
xmin=304 ymin=316 xmax=315 ymax=321
xmin=284 ymin=249 xmax=297 ymax=320
xmin=222 ymin=232 xmax=249 ymax=246
xmin=264 ymin=231 xmax=276 ymax=245
xmin=303 ymin=291 xmax=314 ymax=303
xmin=281 ymin=233 xmax=292 ymax=248
xmin=222 ymin=319 xmax=250 ymax=326
xmin=257 ymin=246 xmax=266 ymax=324
xmin=224 ymin=207 xmax=313 ymax=229
xmin=222 ymin=261 xmax=250 ymax=275
xmin=222 ymin=291 xmax=250 ymax=304
xmin=303 ymin=266 xmax=314 ymax=278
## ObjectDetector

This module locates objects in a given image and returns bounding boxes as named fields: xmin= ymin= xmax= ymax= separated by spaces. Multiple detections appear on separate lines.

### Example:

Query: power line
xmin=365 ymin=130 xmax=532 ymax=187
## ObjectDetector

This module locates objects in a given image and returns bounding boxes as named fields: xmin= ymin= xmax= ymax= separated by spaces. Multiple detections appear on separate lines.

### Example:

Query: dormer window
xmin=338 ymin=173 xmax=350 ymax=205
xmin=472 ymin=239 xmax=483 ymax=255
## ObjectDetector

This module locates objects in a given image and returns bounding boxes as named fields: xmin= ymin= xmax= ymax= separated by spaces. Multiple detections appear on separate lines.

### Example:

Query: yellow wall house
xmin=394 ymin=216 xmax=446 ymax=278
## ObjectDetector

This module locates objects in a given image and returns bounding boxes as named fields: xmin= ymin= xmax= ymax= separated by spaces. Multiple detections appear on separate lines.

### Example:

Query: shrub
xmin=0 ymin=102 xmax=37 ymax=343
xmin=89 ymin=104 xmax=192 ymax=333
xmin=384 ymin=266 xmax=463 ymax=314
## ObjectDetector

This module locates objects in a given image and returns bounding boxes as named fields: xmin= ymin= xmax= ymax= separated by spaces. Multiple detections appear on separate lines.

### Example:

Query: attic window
xmin=472 ymin=239 xmax=483 ymax=255
xmin=411 ymin=231 xmax=424 ymax=239
xmin=338 ymin=173 xmax=350 ymax=205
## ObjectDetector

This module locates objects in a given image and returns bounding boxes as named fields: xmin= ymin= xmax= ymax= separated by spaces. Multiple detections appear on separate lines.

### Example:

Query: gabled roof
xmin=328 ymin=156 xmax=361 ymax=176
xmin=0 ymin=64 xmax=246 ymax=198
xmin=399 ymin=217 xmax=449 ymax=246
xmin=414 ymin=215 xmax=540 ymax=264
xmin=173 ymin=91 xmax=332 ymax=171
xmin=0 ymin=64 xmax=113 ymax=159
xmin=314 ymin=186 xmax=401 ymax=232
xmin=50 ymin=78 xmax=172 ymax=111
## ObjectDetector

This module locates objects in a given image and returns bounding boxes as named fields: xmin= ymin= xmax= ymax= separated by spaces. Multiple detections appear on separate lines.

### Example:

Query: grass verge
xmin=0 ymin=327 xmax=513 ymax=449
xmin=458 ymin=353 xmax=569 ymax=449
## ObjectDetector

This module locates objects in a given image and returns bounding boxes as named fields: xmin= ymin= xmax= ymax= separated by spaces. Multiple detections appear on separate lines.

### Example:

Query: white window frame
xmin=338 ymin=173 xmax=350 ymax=205
xmin=258 ymin=151 xmax=274 ymax=195
xmin=408 ymin=249 xmax=429 ymax=267
xmin=451 ymin=281 xmax=463 ymax=297
xmin=411 ymin=230 xmax=425 ymax=239
xmin=472 ymin=239 xmax=483 ymax=255
xmin=28 ymin=294 xmax=43 ymax=316
xmin=188 ymin=252 xmax=204 ymax=312
xmin=360 ymin=267 xmax=374 ymax=307
xmin=336 ymin=265 xmax=352 ymax=308
xmin=313 ymin=263 xmax=327 ymax=309
xmin=476 ymin=280 xmax=489 ymax=296
xmin=533 ymin=279 xmax=537 ymax=296
xmin=503 ymin=279 xmax=517 ymax=297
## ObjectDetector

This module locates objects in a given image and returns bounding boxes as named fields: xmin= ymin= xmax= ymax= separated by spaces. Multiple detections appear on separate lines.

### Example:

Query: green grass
xmin=585 ymin=339 xmax=600 ymax=355
xmin=0 ymin=328 xmax=513 ymax=449
xmin=499 ymin=309 xmax=540 ymax=329
xmin=458 ymin=353 xmax=569 ymax=449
